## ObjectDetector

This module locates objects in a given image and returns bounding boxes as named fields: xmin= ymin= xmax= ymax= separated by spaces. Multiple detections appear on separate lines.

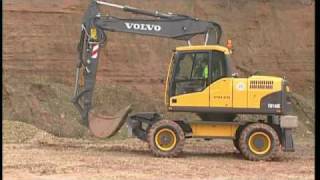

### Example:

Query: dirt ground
xmin=3 ymin=136 xmax=314 ymax=180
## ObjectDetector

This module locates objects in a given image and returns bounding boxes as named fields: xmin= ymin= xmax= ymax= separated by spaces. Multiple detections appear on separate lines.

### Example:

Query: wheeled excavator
xmin=72 ymin=0 xmax=298 ymax=161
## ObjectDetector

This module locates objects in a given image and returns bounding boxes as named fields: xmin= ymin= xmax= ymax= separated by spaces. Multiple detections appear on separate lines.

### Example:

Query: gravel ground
xmin=3 ymin=136 xmax=314 ymax=180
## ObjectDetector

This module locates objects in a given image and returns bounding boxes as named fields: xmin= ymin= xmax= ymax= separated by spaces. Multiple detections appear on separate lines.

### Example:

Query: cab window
xmin=211 ymin=50 xmax=227 ymax=82
xmin=173 ymin=52 xmax=209 ymax=96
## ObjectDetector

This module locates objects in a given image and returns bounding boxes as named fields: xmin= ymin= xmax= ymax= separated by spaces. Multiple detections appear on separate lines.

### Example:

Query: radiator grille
xmin=249 ymin=80 xmax=274 ymax=89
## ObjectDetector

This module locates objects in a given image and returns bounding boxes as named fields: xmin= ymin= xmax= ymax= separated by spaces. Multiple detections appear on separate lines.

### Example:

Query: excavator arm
xmin=72 ymin=0 xmax=222 ymax=138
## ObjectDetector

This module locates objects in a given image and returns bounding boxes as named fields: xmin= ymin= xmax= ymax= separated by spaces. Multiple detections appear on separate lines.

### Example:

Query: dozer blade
xmin=89 ymin=105 xmax=132 ymax=138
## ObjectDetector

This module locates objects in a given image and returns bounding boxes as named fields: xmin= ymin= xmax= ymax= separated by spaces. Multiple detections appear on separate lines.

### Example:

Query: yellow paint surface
xmin=209 ymin=78 xmax=233 ymax=108
xmin=170 ymin=87 xmax=210 ymax=107
xmin=190 ymin=123 xmax=239 ymax=137
xmin=247 ymin=76 xmax=282 ymax=108
xmin=176 ymin=45 xmax=231 ymax=55
xmin=233 ymin=78 xmax=248 ymax=108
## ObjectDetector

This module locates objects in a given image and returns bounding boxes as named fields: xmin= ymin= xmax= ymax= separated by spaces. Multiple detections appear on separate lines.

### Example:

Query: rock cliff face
xmin=3 ymin=0 xmax=314 ymax=137
xmin=4 ymin=0 xmax=314 ymax=96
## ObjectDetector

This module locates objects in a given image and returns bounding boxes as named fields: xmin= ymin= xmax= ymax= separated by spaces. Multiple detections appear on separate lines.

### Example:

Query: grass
xmin=3 ymin=73 xmax=89 ymax=138
xmin=3 ymin=72 xmax=182 ymax=139
xmin=3 ymin=70 xmax=315 ymax=141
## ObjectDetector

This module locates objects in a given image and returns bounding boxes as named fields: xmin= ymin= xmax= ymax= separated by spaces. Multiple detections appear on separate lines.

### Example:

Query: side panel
xmin=248 ymin=76 xmax=282 ymax=108
xmin=190 ymin=123 xmax=239 ymax=138
xmin=233 ymin=78 xmax=248 ymax=108
xmin=209 ymin=78 xmax=233 ymax=108
xmin=169 ymin=87 xmax=210 ymax=107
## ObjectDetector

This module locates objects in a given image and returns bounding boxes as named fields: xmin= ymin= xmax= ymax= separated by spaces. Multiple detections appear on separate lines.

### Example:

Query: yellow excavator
xmin=72 ymin=0 xmax=298 ymax=161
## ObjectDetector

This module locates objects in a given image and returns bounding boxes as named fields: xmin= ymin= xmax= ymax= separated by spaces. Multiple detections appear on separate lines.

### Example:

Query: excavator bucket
xmin=88 ymin=105 xmax=132 ymax=138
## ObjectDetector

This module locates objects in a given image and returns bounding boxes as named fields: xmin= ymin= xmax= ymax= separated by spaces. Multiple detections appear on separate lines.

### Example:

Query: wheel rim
xmin=155 ymin=128 xmax=177 ymax=151
xmin=248 ymin=132 xmax=271 ymax=155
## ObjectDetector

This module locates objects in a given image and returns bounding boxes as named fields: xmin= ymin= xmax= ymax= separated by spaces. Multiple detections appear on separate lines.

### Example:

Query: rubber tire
xmin=238 ymin=123 xmax=281 ymax=161
xmin=147 ymin=120 xmax=185 ymax=157
xmin=233 ymin=138 xmax=240 ymax=152
xmin=233 ymin=125 xmax=244 ymax=152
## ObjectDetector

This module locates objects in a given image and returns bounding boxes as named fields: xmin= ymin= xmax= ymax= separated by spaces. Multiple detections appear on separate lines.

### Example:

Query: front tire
xmin=147 ymin=120 xmax=185 ymax=157
xmin=238 ymin=123 xmax=280 ymax=161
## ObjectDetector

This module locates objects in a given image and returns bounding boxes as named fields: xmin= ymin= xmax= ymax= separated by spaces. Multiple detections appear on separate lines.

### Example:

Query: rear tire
xmin=238 ymin=123 xmax=280 ymax=161
xmin=147 ymin=120 xmax=185 ymax=157
xmin=233 ymin=138 xmax=240 ymax=152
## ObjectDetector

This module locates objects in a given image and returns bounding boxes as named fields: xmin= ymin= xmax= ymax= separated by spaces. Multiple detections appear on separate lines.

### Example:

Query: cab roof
xmin=176 ymin=45 xmax=230 ymax=54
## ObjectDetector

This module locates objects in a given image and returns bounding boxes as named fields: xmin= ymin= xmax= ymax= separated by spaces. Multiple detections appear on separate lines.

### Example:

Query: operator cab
xmin=165 ymin=45 xmax=288 ymax=117
xmin=166 ymin=45 xmax=232 ymax=101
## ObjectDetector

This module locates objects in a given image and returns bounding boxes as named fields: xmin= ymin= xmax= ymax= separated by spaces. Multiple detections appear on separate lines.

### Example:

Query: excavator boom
xmin=72 ymin=0 xmax=222 ymax=138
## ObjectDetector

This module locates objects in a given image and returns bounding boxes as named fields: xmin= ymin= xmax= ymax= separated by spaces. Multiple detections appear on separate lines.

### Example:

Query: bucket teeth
xmin=88 ymin=105 xmax=132 ymax=138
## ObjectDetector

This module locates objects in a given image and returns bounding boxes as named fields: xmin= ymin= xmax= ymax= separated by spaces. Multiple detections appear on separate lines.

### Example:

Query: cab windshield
xmin=169 ymin=50 xmax=229 ymax=96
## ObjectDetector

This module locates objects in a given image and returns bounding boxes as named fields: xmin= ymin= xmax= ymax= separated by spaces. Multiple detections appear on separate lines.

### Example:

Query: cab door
xmin=209 ymin=50 xmax=233 ymax=108
xmin=169 ymin=51 xmax=211 ymax=107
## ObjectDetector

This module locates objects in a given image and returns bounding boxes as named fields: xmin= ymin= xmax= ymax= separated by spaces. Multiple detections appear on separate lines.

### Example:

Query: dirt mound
xmin=3 ymin=73 xmax=89 ymax=138
xmin=290 ymin=93 xmax=315 ymax=137
xmin=2 ymin=73 xmax=170 ymax=139
xmin=2 ymin=120 xmax=80 ymax=146
xmin=3 ymin=119 xmax=93 ymax=146
xmin=3 ymin=120 xmax=54 ymax=143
